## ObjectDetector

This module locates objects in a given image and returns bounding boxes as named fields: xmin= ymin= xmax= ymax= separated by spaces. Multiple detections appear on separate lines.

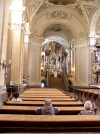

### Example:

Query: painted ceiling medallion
xmin=48 ymin=0 xmax=76 ymax=5
xmin=50 ymin=26 xmax=62 ymax=32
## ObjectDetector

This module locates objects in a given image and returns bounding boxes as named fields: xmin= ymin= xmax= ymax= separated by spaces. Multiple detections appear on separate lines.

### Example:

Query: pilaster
xmin=8 ymin=2 xmax=25 ymax=86
xmin=74 ymin=37 xmax=90 ymax=86
xmin=0 ymin=0 xmax=10 ymax=105
xmin=29 ymin=35 xmax=44 ymax=86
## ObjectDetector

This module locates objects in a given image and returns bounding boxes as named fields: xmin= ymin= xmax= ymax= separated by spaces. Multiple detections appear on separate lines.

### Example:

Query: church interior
xmin=0 ymin=0 xmax=100 ymax=133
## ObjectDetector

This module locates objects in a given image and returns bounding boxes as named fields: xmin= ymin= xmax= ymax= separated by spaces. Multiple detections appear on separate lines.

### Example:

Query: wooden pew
xmin=74 ymin=88 xmax=99 ymax=102
xmin=27 ymin=87 xmax=62 ymax=90
xmin=22 ymin=92 xmax=66 ymax=95
xmin=20 ymin=97 xmax=77 ymax=101
xmin=24 ymin=90 xmax=64 ymax=93
xmin=21 ymin=92 xmax=66 ymax=96
xmin=5 ymin=101 xmax=84 ymax=106
xmin=0 ymin=105 xmax=85 ymax=115
xmin=75 ymin=88 xmax=100 ymax=96
xmin=0 ymin=114 xmax=100 ymax=132
xmin=19 ymin=95 xmax=70 ymax=99
xmin=19 ymin=94 xmax=72 ymax=98
xmin=74 ymin=88 xmax=98 ymax=113
xmin=22 ymin=90 xmax=65 ymax=93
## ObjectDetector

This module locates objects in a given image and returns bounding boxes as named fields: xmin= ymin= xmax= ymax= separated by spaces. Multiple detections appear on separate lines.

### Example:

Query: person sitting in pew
xmin=35 ymin=99 xmax=60 ymax=115
xmin=11 ymin=91 xmax=22 ymax=101
xmin=78 ymin=101 xmax=95 ymax=115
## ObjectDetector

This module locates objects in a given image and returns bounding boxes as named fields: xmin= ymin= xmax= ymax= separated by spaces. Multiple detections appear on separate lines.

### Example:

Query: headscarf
xmin=41 ymin=99 xmax=55 ymax=115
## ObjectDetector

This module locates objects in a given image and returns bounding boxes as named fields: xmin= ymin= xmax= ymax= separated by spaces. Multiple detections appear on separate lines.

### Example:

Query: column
xmin=8 ymin=2 xmax=25 ymax=88
xmin=29 ymin=36 xmax=43 ymax=86
xmin=0 ymin=0 xmax=10 ymax=105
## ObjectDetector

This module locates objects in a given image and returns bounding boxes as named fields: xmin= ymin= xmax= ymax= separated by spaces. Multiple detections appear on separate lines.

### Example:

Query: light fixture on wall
xmin=0 ymin=60 xmax=11 ymax=69
xmin=0 ymin=60 xmax=11 ymax=78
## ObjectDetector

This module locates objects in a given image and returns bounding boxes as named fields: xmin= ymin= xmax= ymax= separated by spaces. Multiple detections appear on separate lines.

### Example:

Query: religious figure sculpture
xmin=92 ymin=62 xmax=100 ymax=84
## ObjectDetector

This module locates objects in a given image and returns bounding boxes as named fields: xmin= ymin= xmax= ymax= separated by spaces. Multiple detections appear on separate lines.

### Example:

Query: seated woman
xmin=11 ymin=91 xmax=22 ymax=101
xmin=78 ymin=101 xmax=95 ymax=115
xmin=35 ymin=99 xmax=60 ymax=115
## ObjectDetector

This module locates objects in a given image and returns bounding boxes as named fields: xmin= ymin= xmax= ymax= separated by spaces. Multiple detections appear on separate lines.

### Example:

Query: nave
xmin=0 ymin=87 xmax=100 ymax=133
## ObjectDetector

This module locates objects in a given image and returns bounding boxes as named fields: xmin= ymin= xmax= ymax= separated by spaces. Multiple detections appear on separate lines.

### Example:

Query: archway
xmin=23 ymin=0 xmax=89 ymax=86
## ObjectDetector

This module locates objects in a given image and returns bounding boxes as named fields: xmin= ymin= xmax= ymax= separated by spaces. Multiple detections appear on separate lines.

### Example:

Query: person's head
xmin=41 ymin=99 xmax=55 ymax=115
xmin=44 ymin=99 xmax=53 ymax=109
xmin=84 ymin=101 xmax=92 ymax=110
xmin=13 ymin=91 xmax=19 ymax=99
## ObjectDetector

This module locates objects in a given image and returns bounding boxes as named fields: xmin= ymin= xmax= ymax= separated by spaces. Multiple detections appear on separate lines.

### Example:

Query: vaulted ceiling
xmin=23 ymin=0 xmax=100 ymax=49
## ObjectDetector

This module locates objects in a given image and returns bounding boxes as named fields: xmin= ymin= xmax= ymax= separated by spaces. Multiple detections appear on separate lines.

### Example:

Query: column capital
xmin=30 ymin=34 xmax=44 ymax=44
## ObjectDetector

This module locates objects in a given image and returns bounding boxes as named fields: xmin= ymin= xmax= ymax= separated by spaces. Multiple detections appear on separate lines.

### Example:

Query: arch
xmin=42 ymin=34 xmax=69 ymax=50
xmin=30 ymin=5 xmax=88 ymax=40
xmin=90 ymin=9 xmax=100 ymax=36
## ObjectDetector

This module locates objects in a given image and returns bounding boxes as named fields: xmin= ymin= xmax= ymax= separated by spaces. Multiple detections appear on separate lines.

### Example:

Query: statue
xmin=92 ymin=63 xmax=98 ymax=84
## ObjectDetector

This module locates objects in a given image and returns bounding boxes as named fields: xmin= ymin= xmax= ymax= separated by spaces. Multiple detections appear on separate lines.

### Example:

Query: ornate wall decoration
xmin=37 ymin=3 xmax=48 ymax=14
xmin=47 ymin=11 xmax=70 ymax=20
xmin=83 ymin=5 xmax=97 ymax=20
xmin=23 ymin=2 xmax=42 ymax=22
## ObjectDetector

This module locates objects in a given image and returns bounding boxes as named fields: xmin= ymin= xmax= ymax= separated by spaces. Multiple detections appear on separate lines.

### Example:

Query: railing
xmin=46 ymin=70 xmax=49 ymax=87
xmin=63 ymin=73 xmax=70 ymax=92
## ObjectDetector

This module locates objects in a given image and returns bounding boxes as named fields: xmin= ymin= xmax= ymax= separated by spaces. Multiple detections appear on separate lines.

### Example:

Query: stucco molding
xmin=22 ymin=1 xmax=43 ymax=23
xmin=47 ymin=11 xmax=71 ymax=20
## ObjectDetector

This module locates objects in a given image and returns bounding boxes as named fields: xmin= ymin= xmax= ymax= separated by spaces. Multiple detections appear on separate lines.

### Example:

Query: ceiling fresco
xmin=48 ymin=0 xmax=76 ymax=5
